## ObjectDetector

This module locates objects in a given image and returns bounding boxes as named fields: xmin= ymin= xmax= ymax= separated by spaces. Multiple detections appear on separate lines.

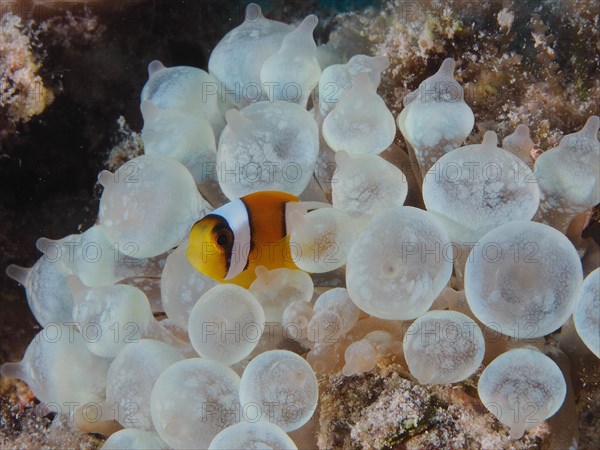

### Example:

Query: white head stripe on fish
xmin=213 ymin=199 xmax=251 ymax=280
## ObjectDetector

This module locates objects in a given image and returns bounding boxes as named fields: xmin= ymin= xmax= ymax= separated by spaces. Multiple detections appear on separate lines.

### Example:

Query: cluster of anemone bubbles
xmin=3 ymin=4 xmax=599 ymax=449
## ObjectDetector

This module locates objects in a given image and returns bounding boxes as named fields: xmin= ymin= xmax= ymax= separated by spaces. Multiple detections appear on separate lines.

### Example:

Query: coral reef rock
xmin=318 ymin=364 xmax=551 ymax=450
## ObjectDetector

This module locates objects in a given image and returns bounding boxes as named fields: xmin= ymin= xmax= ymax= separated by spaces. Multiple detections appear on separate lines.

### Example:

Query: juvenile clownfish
xmin=187 ymin=191 xmax=321 ymax=288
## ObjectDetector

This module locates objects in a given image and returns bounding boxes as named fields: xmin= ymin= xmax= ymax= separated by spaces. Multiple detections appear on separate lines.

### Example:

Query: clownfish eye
xmin=213 ymin=227 xmax=233 ymax=248
xmin=216 ymin=233 xmax=228 ymax=247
